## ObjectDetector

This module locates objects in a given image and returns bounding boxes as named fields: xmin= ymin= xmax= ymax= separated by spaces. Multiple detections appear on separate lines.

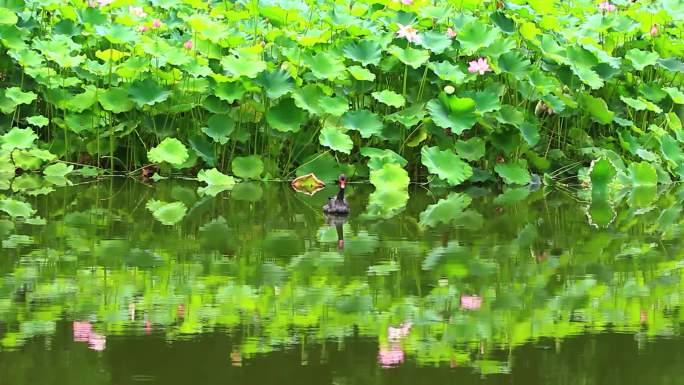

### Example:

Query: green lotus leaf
xmin=429 ymin=61 xmax=467 ymax=84
xmin=419 ymin=193 xmax=472 ymax=227
xmin=498 ymin=51 xmax=530 ymax=78
xmin=620 ymin=96 xmax=647 ymax=110
xmin=231 ymin=155 xmax=264 ymax=180
xmin=572 ymin=66 xmax=604 ymax=89
xmin=456 ymin=22 xmax=498 ymax=53
xmin=295 ymin=152 xmax=343 ymax=183
xmin=26 ymin=115 xmax=49 ymax=127
xmin=43 ymin=163 xmax=74 ymax=177
xmin=370 ymin=163 xmax=409 ymax=191
xmin=255 ymin=69 xmax=294 ymax=99
xmin=197 ymin=168 xmax=236 ymax=196
xmin=231 ymin=182 xmax=263 ymax=202
xmin=387 ymin=45 xmax=430 ymax=69
xmin=98 ymin=87 xmax=134 ymax=113
xmin=67 ymin=86 xmax=97 ymax=113
xmin=203 ymin=114 xmax=235 ymax=145
xmin=363 ymin=189 xmax=409 ymax=220
xmin=628 ymin=161 xmax=657 ymax=186
xmin=664 ymin=87 xmax=684 ymax=104
xmin=626 ymin=49 xmax=660 ymax=71
xmin=658 ymin=57 xmax=684 ymax=73
xmin=342 ymin=40 xmax=382 ymax=66
xmin=421 ymin=146 xmax=472 ymax=186
xmin=266 ymin=98 xmax=308 ymax=132
xmin=0 ymin=198 xmax=35 ymax=218
xmin=342 ymin=110 xmax=383 ymax=138
xmin=589 ymin=158 xmax=616 ymax=191
xmin=128 ymin=78 xmax=171 ymax=107
xmin=0 ymin=7 xmax=18 ymax=24
xmin=360 ymin=147 xmax=408 ymax=170
xmin=188 ymin=134 xmax=216 ymax=167
xmin=145 ymin=200 xmax=187 ymax=226
xmin=494 ymin=160 xmax=532 ymax=185
xmin=639 ymin=83 xmax=667 ymax=102
xmin=426 ymin=96 xmax=476 ymax=134
xmin=147 ymin=138 xmax=189 ymax=167
xmin=385 ymin=104 xmax=426 ymax=127
xmin=347 ymin=65 xmax=376 ymax=81
xmin=496 ymin=105 xmax=525 ymax=126
xmin=96 ymin=24 xmax=137 ymax=45
xmin=319 ymin=96 xmax=349 ymax=116
xmin=580 ymin=93 xmax=614 ymax=125
xmin=419 ymin=30 xmax=452 ymax=54
xmin=468 ymin=85 xmax=502 ymax=113
xmin=454 ymin=137 xmax=485 ymax=161
xmin=221 ymin=55 xmax=266 ymax=78
xmin=214 ymin=81 xmax=247 ymax=103
xmin=518 ymin=122 xmax=540 ymax=147
xmin=1 ymin=127 xmax=37 ymax=150
xmin=319 ymin=125 xmax=353 ymax=154
xmin=303 ymin=52 xmax=346 ymax=80
xmin=660 ymin=134 xmax=684 ymax=165
xmin=5 ymin=87 xmax=36 ymax=105
xmin=292 ymin=84 xmax=326 ymax=114
xmin=371 ymin=90 xmax=405 ymax=108
xmin=490 ymin=11 xmax=515 ymax=33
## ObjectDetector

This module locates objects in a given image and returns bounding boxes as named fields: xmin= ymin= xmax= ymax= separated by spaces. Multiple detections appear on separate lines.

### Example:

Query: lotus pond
xmin=1 ymin=179 xmax=684 ymax=384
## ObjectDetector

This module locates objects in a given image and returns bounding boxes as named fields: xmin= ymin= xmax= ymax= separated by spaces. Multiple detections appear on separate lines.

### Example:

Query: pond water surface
xmin=1 ymin=179 xmax=683 ymax=384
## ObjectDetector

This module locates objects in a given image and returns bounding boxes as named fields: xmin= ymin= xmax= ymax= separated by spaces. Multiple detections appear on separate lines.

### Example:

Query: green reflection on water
xmin=1 ymin=179 xmax=684 ymax=382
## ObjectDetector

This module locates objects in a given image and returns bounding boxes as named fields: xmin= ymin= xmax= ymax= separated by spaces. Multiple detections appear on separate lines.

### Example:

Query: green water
xmin=1 ymin=180 xmax=684 ymax=384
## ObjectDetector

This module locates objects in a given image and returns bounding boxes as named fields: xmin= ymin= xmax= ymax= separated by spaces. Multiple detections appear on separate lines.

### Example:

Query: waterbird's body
xmin=323 ymin=174 xmax=349 ymax=215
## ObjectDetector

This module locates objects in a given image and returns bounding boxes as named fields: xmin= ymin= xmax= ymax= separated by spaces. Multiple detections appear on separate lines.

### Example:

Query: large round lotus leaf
xmin=385 ymin=104 xmax=426 ymax=128
xmin=456 ymin=22 xmax=499 ymax=53
xmin=498 ymin=51 xmax=531 ymax=78
xmin=295 ymin=152 xmax=343 ymax=183
xmin=98 ymin=87 xmax=134 ymax=113
xmin=658 ymin=58 xmax=684 ymax=73
xmin=580 ymin=93 xmax=614 ymax=125
xmin=342 ymin=110 xmax=383 ymax=138
xmin=342 ymin=40 xmax=382 ymax=67
xmin=363 ymin=189 xmax=409 ymax=220
xmin=429 ymin=61 xmax=467 ymax=83
xmin=518 ymin=122 xmax=540 ymax=147
xmin=222 ymin=55 xmax=266 ymax=78
xmin=319 ymin=96 xmax=349 ymax=116
xmin=147 ymin=138 xmax=189 ymax=167
xmin=371 ymin=90 xmax=405 ymax=108
xmin=292 ymin=84 xmax=326 ymax=115
xmin=128 ymin=78 xmax=171 ymax=107
xmin=203 ymin=114 xmax=235 ymax=144
xmin=628 ymin=161 xmax=657 ymax=186
xmin=427 ymin=97 xmax=477 ymax=134
xmin=145 ymin=200 xmax=187 ymax=226
xmin=214 ymin=81 xmax=247 ymax=103
xmin=387 ymin=45 xmax=430 ymax=69
xmin=369 ymin=163 xmax=409 ymax=191
xmin=43 ymin=163 xmax=74 ymax=177
xmin=419 ymin=193 xmax=472 ymax=227
xmin=494 ymin=160 xmax=532 ymax=185
xmin=454 ymin=137 xmax=485 ymax=161
xmin=360 ymin=147 xmax=407 ymax=170
xmin=319 ymin=125 xmax=353 ymax=154
xmin=67 ymin=86 xmax=97 ymax=113
xmin=231 ymin=155 xmax=264 ymax=180
xmin=231 ymin=182 xmax=263 ymax=202
xmin=255 ymin=69 xmax=294 ymax=99
xmin=419 ymin=30 xmax=452 ymax=54
xmin=491 ymin=11 xmax=515 ymax=33
xmin=421 ymin=146 xmax=472 ymax=186
xmin=303 ymin=52 xmax=346 ymax=80
xmin=266 ymin=98 xmax=308 ymax=132
xmin=347 ymin=65 xmax=376 ymax=81
xmin=5 ymin=87 xmax=36 ymax=105
xmin=26 ymin=115 xmax=48 ymax=127
xmin=626 ymin=49 xmax=660 ymax=71
xmin=197 ymin=168 xmax=236 ymax=196
xmin=0 ymin=8 xmax=18 ymax=24
xmin=0 ymin=198 xmax=35 ymax=218
xmin=1 ymin=127 xmax=37 ymax=150
xmin=664 ymin=87 xmax=684 ymax=104
xmin=660 ymin=134 xmax=684 ymax=165
xmin=589 ymin=158 xmax=616 ymax=191
xmin=188 ymin=135 xmax=216 ymax=166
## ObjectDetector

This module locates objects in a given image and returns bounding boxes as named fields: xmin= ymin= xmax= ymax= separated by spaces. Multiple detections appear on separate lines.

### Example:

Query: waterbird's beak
xmin=340 ymin=180 xmax=346 ymax=189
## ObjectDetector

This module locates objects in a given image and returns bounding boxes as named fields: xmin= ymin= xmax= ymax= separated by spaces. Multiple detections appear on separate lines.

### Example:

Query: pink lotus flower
xmin=137 ymin=25 xmax=150 ymax=33
xmin=152 ymin=18 xmax=163 ymax=28
xmin=446 ymin=27 xmax=457 ymax=38
xmin=392 ymin=0 xmax=413 ymax=4
xmin=467 ymin=57 xmax=491 ymax=75
xmin=184 ymin=39 xmax=194 ymax=50
xmin=73 ymin=321 xmax=92 ymax=342
xmin=89 ymin=0 xmax=113 ymax=7
xmin=378 ymin=345 xmax=404 ymax=367
xmin=129 ymin=6 xmax=147 ymax=18
xmin=396 ymin=23 xmax=421 ymax=44
xmin=388 ymin=322 xmax=412 ymax=340
xmin=650 ymin=24 xmax=658 ymax=36
xmin=460 ymin=294 xmax=482 ymax=310
xmin=88 ymin=332 xmax=106 ymax=351
xmin=598 ymin=2 xmax=616 ymax=12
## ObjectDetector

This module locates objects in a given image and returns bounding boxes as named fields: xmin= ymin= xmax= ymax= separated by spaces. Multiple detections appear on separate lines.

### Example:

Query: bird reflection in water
xmin=324 ymin=213 xmax=348 ymax=250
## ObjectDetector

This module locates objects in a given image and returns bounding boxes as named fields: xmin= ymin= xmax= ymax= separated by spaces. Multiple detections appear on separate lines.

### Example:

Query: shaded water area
xmin=1 ymin=179 xmax=684 ymax=384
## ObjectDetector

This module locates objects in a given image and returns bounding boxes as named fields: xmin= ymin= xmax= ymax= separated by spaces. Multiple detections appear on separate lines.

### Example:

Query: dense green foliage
xmin=0 ymin=0 xmax=683 ymax=188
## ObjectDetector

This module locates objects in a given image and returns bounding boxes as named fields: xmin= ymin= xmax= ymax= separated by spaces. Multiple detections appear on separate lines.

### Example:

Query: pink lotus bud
xmin=153 ymin=19 xmax=162 ymax=28
xmin=184 ymin=40 xmax=193 ymax=50
xmin=137 ymin=25 xmax=150 ymax=33
xmin=650 ymin=24 xmax=658 ymax=36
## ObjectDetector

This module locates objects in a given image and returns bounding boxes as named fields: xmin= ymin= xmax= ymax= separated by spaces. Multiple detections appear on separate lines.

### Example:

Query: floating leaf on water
xmin=231 ymin=155 xmax=264 ymax=180
xmin=145 ymin=200 xmax=187 ymax=225
xmin=231 ymin=182 xmax=264 ymax=202
xmin=0 ymin=199 xmax=35 ymax=218
xmin=419 ymin=193 xmax=472 ymax=227
xmin=43 ymin=163 xmax=74 ymax=177
xmin=147 ymin=138 xmax=189 ymax=167
xmin=197 ymin=168 xmax=236 ymax=196
xmin=291 ymin=173 xmax=325 ymax=196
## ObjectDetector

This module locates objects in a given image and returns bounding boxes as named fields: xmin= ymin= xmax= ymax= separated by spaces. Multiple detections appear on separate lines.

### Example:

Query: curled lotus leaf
xmin=291 ymin=173 xmax=326 ymax=196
